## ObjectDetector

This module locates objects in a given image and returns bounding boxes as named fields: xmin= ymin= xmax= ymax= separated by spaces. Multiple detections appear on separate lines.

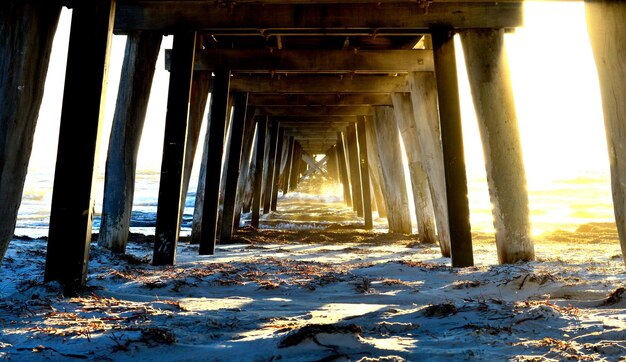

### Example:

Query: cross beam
xmin=166 ymin=49 xmax=433 ymax=73
xmin=248 ymin=93 xmax=394 ymax=106
xmin=114 ymin=2 xmax=523 ymax=33
xmin=231 ymin=75 xmax=408 ymax=93
xmin=257 ymin=106 xmax=373 ymax=117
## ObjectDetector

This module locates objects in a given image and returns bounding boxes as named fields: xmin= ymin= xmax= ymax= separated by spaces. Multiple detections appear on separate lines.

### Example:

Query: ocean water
xmin=15 ymin=169 xmax=198 ymax=238
xmin=14 ymin=168 xmax=616 ymax=239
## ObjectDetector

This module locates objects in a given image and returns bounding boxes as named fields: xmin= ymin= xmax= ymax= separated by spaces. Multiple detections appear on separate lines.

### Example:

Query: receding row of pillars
xmin=1 ymin=1 xmax=625 ymax=293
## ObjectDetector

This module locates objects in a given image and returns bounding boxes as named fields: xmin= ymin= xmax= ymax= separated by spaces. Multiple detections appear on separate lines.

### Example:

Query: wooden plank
xmin=152 ymin=31 xmax=196 ymax=266
xmin=585 ymin=2 xmax=626 ymax=266
xmin=432 ymin=30 xmax=473 ymax=267
xmin=392 ymin=93 xmax=437 ymax=244
xmin=270 ymin=127 xmax=285 ymax=211
xmin=231 ymin=75 xmax=408 ymax=93
xmin=115 ymin=2 xmax=523 ymax=32
xmin=99 ymin=31 xmax=162 ymax=253
xmin=356 ymin=117 xmax=373 ymax=230
xmin=45 ymin=0 xmax=115 ymax=291
xmin=249 ymin=93 xmax=394 ymax=106
xmin=461 ymin=29 xmax=533 ymax=263
xmin=251 ymin=118 xmax=267 ymax=227
xmin=0 ymin=2 xmax=60 ymax=264
xmin=198 ymin=70 xmax=231 ymax=255
xmin=372 ymin=107 xmax=412 ymax=234
xmin=346 ymin=124 xmax=364 ymax=216
xmin=263 ymin=122 xmax=279 ymax=214
xmin=219 ymin=92 xmax=249 ymax=244
xmin=167 ymin=49 xmax=433 ymax=73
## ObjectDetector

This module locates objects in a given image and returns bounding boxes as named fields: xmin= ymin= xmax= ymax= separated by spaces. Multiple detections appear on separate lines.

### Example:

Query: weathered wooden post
xmin=99 ymin=31 xmax=162 ymax=253
xmin=365 ymin=118 xmax=387 ymax=219
xmin=336 ymin=132 xmax=352 ymax=207
xmin=356 ymin=118 xmax=373 ymax=230
xmin=392 ymin=93 xmax=438 ymax=244
xmin=432 ymin=30 xmax=473 ymax=267
xmin=233 ymin=107 xmax=257 ymax=229
xmin=219 ymin=92 xmax=248 ymax=244
xmin=178 ymin=71 xmax=212 ymax=234
xmin=0 ymin=1 xmax=61 ymax=264
xmin=326 ymin=146 xmax=339 ymax=183
xmin=263 ymin=122 xmax=279 ymax=214
xmin=191 ymin=92 xmax=232 ymax=245
xmin=585 ymin=1 xmax=626 ymax=266
xmin=198 ymin=69 xmax=231 ymax=255
xmin=251 ymin=117 xmax=268 ymax=228
xmin=407 ymin=72 xmax=450 ymax=256
xmin=372 ymin=107 xmax=412 ymax=234
xmin=271 ymin=127 xmax=285 ymax=211
xmin=282 ymin=136 xmax=295 ymax=195
xmin=460 ymin=29 xmax=534 ymax=263
xmin=152 ymin=31 xmax=196 ymax=266
xmin=44 ymin=0 xmax=115 ymax=291
xmin=346 ymin=123 xmax=364 ymax=216
xmin=289 ymin=142 xmax=302 ymax=191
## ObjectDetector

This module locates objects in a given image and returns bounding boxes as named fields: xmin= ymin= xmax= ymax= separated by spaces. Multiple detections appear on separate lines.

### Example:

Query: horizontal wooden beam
xmin=115 ymin=2 xmax=523 ymax=33
xmin=271 ymin=116 xmax=356 ymax=123
xmin=231 ymin=75 xmax=408 ymax=93
xmin=166 ymin=49 xmax=433 ymax=73
xmin=257 ymin=106 xmax=373 ymax=117
xmin=249 ymin=93 xmax=394 ymax=106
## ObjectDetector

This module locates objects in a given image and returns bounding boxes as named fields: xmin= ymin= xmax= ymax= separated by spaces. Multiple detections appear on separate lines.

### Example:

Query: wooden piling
xmin=99 ymin=31 xmax=162 ymax=253
xmin=372 ymin=107 xmax=412 ymax=234
xmin=198 ymin=70 xmax=231 ymax=255
xmin=271 ymin=127 xmax=285 ymax=211
xmin=585 ymin=1 xmax=626 ymax=266
xmin=263 ymin=123 xmax=279 ymax=214
xmin=356 ymin=118 xmax=373 ymax=230
xmin=178 ymin=71 xmax=212 ymax=235
xmin=0 ymin=1 xmax=60 ymax=263
xmin=392 ymin=93 xmax=438 ymax=244
xmin=233 ymin=107 xmax=257 ymax=229
xmin=220 ymin=92 xmax=248 ymax=244
xmin=326 ymin=146 xmax=339 ymax=183
xmin=432 ymin=30 xmax=473 ymax=267
xmin=346 ymin=123 xmax=364 ymax=216
xmin=336 ymin=132 xmax=352 ymax=207
xmin=407 ymin=72 xmax=451 ymax=256
xmin=251 ymin=118 xmax=268 ymax=228
xmin=282 ymin=137 xmax=295 ymax=195
xmin=460 ymin=29 xmax=534 ymax=263
xmin=289 ymin=142 xmax=302 ymax=192
xmin=365 ymin=117 xmax=387 ymax=219
xmin=44 ymin=0 xmax=115 ymax=290
xmin=152 ymin=31 xmax=196 ymax=266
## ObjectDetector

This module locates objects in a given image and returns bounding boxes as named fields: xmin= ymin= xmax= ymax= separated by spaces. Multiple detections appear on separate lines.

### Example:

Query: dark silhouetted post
xmin=356 ymin=118 xmax=373 ymax=230
xmin=251 ymin=117 xmax=268 ymax=228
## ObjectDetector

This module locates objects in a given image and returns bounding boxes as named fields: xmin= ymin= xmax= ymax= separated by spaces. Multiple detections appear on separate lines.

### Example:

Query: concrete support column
xmin=460 ymin=29 xmax=534 ymax=263
xmin=585 ymin=1 xmax=626 ymax=266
